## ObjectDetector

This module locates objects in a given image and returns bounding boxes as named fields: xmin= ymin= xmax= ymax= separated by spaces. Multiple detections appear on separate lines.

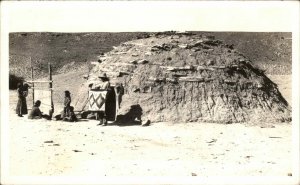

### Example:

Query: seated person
xmin=28 ymin=100 xmax=50 ymax=120
xmin=54 ymin=106 xmax=78 ymax=122
xmin=62 ymin=106 xmax=78 ymax=122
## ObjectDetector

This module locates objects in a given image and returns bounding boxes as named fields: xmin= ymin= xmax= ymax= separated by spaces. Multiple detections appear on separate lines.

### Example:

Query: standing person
xmin=95 ymin=73 xmax=110 ymax=126
xmin=23 ymin=83 xmax=29 ymax=98
xmin=16 ymin=82 xmax=28 ymax=117
xmin=62 ymin=90 xmax=71 ymax=119
xmin=115 ymin=83 xmax=124 ymax=109
xmin=92 ymin=73 xmax=110 ymax=90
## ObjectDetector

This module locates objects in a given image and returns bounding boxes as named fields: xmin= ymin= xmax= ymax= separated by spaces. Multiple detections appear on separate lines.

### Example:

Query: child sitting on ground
xmin=54 ymin=106 xmax=78 ymax=122
xmin=62 ymin=106 xmax=78 ymax=122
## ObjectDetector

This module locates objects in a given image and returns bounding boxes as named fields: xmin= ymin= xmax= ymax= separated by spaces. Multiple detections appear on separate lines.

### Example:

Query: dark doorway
xmin=105 ymin=87 xmax=117 ymax=121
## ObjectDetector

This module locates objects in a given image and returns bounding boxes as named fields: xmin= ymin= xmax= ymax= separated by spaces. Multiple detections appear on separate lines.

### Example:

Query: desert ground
xmin=7 ymin=74 xmax=294 ymax=178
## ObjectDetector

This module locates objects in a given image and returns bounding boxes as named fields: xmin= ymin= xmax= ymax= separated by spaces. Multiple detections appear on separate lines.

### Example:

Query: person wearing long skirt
xmin=16 ymin=83 xmax=28 ymax=117
xmin=62 ymin=90 xmax=71 ymax=118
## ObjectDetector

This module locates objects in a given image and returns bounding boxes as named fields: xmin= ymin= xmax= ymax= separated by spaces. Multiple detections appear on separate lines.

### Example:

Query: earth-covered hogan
xmin=78 ymin=32 xmax=291 ymax=124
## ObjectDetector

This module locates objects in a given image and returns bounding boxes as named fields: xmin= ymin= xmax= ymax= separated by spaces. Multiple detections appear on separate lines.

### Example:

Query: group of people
xmin=16 ymin=73 xmax=112 ymax=125
xmin=15 ymin=73 xmax=151 ymax=126
xmin=16 ymin=82 xmax=77 ymax=122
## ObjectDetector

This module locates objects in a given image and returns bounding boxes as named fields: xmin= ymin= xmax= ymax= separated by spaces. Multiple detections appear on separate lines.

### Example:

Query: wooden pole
xmin=49 ymin=63 xmax=54 ymax=118
xmin=30 ymin=57 xmax=34 ymax=106
xmin=26 ymin=80 xmax=53 ymax=83
xmin=49 ymin=63 xmax=52 ymax=88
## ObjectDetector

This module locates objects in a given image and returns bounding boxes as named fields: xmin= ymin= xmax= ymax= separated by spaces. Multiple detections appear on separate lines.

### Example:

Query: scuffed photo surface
xmin=1 ymin=1 xmax=299 ymax=185
xmin=8 ymin=31 xmax=292 ymax=175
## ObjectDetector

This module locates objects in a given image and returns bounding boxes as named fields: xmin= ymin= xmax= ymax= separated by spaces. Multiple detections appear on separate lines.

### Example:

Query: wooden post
xmin=49 ymin=63 xmax=54 ymax=118
xmin=49 ymin=62 xmax=52 ymax=89
xmin=30 ymin=57 xmax=34 ymax=106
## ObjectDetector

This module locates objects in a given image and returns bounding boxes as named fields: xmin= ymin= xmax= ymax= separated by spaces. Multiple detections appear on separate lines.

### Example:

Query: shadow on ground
xmin=115 ymin=104 xmax=143 ymax=126
xmin=78 ymin=104 xmax=144 ymax=126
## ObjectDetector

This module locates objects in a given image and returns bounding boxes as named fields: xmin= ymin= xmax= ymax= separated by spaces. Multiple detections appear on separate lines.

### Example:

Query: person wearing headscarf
xmin=16 ymin=82 xmax=28 ymax=117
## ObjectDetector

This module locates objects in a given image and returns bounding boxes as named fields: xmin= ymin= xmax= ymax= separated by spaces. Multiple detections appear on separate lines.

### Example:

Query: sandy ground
xmin=9 ymin=117 xmax=292 ymax=177
xmin=268 ymin=75 xmax=292 ymax=106
xmin=7 ymin=75 xmax=293 ymax=177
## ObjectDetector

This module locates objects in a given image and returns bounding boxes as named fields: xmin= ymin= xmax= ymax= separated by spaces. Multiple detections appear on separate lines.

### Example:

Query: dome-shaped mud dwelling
xmin=77 ymin=32 xmax=291 ymax=124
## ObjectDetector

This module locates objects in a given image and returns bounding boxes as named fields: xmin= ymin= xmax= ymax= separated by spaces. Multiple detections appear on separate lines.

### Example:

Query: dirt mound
xmin=80 ymin=32 xmax=291 ymax=124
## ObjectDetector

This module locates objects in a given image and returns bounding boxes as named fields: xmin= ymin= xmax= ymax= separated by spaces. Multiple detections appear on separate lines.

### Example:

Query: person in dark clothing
xmin=16 ymin=82 xmax=28 ymax=117
xmin=55 ymin=91 xmax=77 ymax=122
xmin=116 ymin=83 xmax=124 ymax=108
xmin=62 ymin=106 xmax=78 ymax=122
xmin=23 ymin=83 xmax=29 ymax=97
xmin=28 ymin=100 xmax=50 ymax=119
xmin=55 ymin=106 xmax=78 ymax=122
xmin=63 ymin=90 xmax=71 ymax=118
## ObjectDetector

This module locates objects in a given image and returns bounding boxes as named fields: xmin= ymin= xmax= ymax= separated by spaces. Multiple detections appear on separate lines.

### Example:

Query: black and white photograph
xmin=1 ymin=1 xmax=299 ymax=185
